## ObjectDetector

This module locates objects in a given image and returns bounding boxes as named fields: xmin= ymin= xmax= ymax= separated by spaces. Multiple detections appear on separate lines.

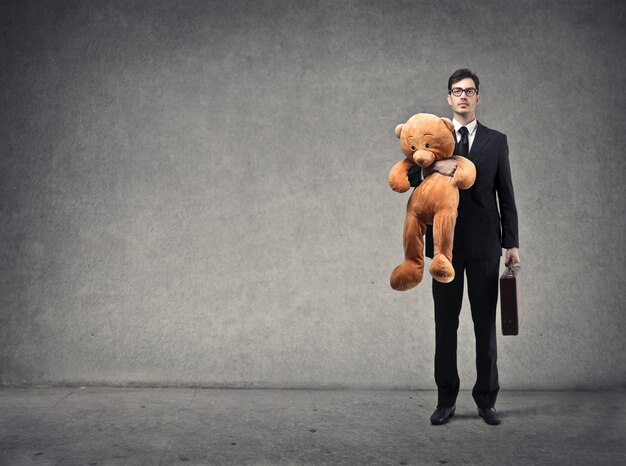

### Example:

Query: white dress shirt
xmin=452 ymin=118 xmax=478 ymax=152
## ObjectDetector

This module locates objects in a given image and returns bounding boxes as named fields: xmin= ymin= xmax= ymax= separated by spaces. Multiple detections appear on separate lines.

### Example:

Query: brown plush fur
xmin=388 ymin=113 xmax=476 ymax=291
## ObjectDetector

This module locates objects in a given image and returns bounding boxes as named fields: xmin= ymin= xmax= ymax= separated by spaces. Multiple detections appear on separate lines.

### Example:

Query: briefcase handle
xmin=503 ymin=261 xmax=519 ymax=277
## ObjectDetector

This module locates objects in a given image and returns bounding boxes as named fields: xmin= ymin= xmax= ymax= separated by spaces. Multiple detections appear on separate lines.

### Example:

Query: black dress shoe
xmin=430 ymin=406 xmax=455 ymax=425
xmin=478 ymin=407 xmax=501 ymax=425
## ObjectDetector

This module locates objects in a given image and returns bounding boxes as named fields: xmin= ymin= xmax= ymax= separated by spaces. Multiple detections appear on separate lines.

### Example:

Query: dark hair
xmin=448 ymin=69 xmax=480 ymax=93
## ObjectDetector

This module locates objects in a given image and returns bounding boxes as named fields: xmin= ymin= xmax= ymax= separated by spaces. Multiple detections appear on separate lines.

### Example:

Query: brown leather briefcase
xmin=500 ymin=264 xmax=523 ymax=335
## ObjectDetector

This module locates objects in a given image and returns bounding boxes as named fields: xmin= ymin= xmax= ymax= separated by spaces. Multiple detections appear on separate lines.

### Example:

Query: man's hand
xmin=423 ymin=159 xmax=458 ymax=177
xmin=505 ymin=248 xmax=520 ymax=266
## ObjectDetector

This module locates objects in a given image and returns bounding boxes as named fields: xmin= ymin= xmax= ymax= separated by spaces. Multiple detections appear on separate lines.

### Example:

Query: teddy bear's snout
xmin=413 ymin=149 xmax=435 ymax=168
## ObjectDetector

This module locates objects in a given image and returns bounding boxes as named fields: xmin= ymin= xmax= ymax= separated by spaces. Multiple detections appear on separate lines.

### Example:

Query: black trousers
xmin=432 ymin=248 xmax=500 ymax=409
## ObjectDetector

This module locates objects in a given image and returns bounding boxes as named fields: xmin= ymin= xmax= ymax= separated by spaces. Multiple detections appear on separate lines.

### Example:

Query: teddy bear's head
xmin=395 ymin=113 xmax=455 ymax=168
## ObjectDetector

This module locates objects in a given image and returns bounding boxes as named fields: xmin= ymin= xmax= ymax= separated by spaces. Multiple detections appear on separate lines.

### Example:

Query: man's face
xmin=447 ymin=77 xmax=480 ymax=119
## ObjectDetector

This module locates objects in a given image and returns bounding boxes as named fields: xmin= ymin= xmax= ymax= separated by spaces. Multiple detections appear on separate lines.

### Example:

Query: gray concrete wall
xmin=1 ymin=0 xmax=624 ymax=389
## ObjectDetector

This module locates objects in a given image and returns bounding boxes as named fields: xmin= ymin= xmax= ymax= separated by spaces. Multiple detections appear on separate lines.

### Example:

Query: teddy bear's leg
xmin=430 ymin=208 xmax=457 ymax=284
xmin=390 ymin=212 xmax=426 ymax=291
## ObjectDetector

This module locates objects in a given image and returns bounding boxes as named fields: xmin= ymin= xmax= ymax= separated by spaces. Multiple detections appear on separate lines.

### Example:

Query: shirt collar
xmin=452 ymin=118 xmax=478 ymax=136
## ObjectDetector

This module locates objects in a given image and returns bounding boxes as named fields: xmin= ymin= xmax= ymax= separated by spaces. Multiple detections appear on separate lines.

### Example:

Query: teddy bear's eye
xmin=411 ymin=145 xmax=416 ymax=151
xmin=425 ymin=144 xmax=431 ymax=149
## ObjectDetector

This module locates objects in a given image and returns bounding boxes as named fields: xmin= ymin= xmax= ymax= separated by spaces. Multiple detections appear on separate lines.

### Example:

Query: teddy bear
xmin=388 ymin=113 xmax=476 ymax=290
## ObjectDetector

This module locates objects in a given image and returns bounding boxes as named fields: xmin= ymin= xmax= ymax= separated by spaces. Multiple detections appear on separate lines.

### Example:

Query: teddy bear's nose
xmin=413 ymin=149 xmax=435 ymax=168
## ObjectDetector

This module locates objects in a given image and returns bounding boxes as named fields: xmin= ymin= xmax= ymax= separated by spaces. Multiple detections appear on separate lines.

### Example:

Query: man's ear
xmin=441 ymin=117 xmax=454 ymax=133
xmin=395 ymin=124 xmax=404 ymax=138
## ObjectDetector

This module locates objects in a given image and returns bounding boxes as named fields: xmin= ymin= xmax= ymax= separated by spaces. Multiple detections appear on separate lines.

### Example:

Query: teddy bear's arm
xmin=451 ymin=155 xmax=477 ymax=190
xmin=388 ymin=158 xmax=415 ymax=193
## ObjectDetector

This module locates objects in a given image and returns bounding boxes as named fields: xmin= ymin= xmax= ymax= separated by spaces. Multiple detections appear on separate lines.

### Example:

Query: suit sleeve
xmin=495 ymin=135 xmax=519 ymax=249
xmin=408 ymin=165 xmax=423 ymax=187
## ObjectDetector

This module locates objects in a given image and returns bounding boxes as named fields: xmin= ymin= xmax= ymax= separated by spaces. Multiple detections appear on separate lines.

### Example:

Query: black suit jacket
xmin=408 ymin=121 xmax=519 ymax=259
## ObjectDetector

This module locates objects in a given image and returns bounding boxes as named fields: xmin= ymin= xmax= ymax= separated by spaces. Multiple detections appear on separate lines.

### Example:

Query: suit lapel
xmin=468 ymin=122 xmax=491 ymax=160
xmin=453 ymin=131 xmax=460 ymax=155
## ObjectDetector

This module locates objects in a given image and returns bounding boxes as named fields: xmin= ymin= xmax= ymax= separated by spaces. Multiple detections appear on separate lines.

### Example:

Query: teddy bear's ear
xmin=395 ymin=124 xmax=404 ymax=139
xmin=441 ymin=117 xmax=454 ymax=133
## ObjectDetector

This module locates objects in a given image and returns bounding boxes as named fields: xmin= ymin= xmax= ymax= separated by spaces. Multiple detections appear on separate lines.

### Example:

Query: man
xmin=408 ymin=69 xmax=520 ymax=426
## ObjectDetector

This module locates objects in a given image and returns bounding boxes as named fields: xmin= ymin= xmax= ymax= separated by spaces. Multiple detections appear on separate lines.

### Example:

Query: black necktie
xmin=459 ymin=126 xmax=469 ymax=156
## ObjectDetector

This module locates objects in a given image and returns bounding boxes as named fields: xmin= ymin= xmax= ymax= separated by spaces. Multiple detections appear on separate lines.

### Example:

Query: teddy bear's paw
xmin=430 ymin=254 xmax=455 ymax=283
xmin=389 ymin=176 xmax=410 ymax=193
xmin=390 ymin=261 xmax=423 ymax=291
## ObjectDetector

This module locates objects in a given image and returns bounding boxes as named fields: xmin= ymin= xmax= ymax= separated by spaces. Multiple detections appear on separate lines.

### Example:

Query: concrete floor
xmin=0 ymin=388 xmax=624 ymax=466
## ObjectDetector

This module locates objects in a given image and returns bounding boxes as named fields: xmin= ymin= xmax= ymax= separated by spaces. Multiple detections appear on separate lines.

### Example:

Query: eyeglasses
xmin=449 ymin=87 xmax=478 ymax=97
